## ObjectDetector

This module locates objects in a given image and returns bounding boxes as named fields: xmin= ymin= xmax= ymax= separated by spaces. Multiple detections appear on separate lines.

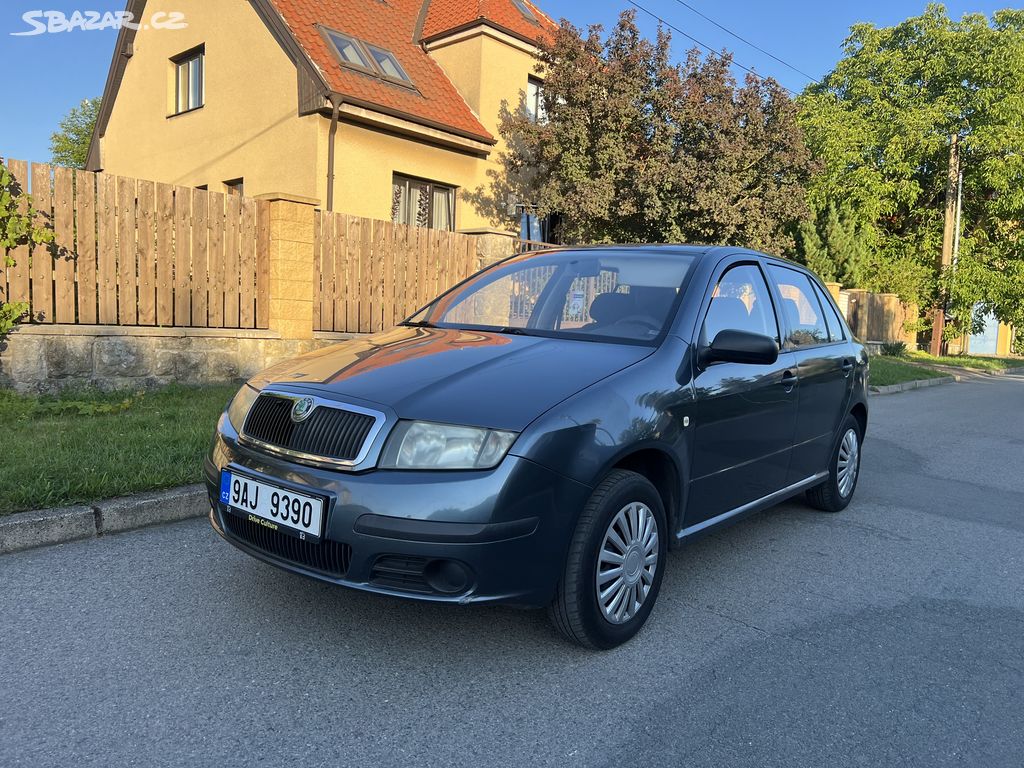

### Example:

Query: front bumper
xmin=205 ymin=420 xmax=591 ymax=607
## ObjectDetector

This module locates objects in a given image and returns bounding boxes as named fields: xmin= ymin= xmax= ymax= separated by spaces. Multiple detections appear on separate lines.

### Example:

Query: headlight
xmin=380 ymin=421 xmax=517 ymax=470
xmin=226 ymin=384 xmax=260 ymax=433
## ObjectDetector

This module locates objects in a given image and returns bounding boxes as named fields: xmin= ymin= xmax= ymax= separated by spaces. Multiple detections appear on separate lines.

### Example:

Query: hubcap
xmin=837 ymin=428 xmax=860 ymax=498
xmin=596 ymin=502 xmax=659 ymax=624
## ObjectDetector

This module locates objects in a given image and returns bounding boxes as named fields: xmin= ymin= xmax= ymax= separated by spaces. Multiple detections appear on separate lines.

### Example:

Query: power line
xmin=668 ymin=0 xmax=819 ymax=83
xmin=624 ymin=0 xmax=800 ymax=97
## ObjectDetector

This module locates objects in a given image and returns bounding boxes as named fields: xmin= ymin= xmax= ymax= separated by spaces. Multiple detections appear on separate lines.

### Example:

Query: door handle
xmin=781 ymin=370 xmax=798 ymax=392
xmin=841 ymin=358 xmax=854 ymax=376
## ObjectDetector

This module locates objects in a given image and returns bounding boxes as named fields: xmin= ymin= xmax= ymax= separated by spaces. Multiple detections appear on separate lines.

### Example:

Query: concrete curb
xmin=870 ymin=375 xmax=958 ymax=396
xmin=0 ymin=484 xmax=208 ymax=556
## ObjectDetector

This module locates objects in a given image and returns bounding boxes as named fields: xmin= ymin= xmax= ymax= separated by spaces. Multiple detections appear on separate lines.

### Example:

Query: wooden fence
xmin=1 ymin=159 xmax=269 ymax=328
xmin=839 ymin=288 xmax=917 ymax=345
xmin=313 ymin=210 xmax=480 ymax=333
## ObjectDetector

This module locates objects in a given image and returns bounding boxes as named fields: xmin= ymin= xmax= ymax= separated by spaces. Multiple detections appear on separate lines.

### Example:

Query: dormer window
xmin=320 ymin=26 xmax=414 ymax=88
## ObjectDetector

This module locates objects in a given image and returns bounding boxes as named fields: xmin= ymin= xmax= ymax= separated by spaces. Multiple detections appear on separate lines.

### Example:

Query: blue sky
xmin=0 ymin=1 xmax=1010 ymax=163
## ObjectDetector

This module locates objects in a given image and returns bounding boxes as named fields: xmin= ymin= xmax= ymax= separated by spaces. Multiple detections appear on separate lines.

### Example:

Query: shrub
xmin=879 ymin=341 xmax=908 ymax=357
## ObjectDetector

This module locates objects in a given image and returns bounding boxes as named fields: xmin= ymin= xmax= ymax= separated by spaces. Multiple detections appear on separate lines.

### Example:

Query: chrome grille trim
xmin=238 ymin=389 xmax=387 ymax=470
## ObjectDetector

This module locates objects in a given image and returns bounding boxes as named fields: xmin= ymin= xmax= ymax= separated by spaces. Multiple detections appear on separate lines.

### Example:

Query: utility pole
xmin=930 ymin=133 xmax=960 ymax=357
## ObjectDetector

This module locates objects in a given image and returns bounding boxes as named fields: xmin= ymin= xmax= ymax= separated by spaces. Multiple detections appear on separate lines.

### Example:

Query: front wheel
xmin=805 ymin=414 xmax=863 ymax=513
xmin=548 ymin=469 xmax=667 ymax=649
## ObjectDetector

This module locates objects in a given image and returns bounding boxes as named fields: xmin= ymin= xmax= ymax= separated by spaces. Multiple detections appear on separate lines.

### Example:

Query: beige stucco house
xmin=86 ymin=0 xmax=556 ymax=232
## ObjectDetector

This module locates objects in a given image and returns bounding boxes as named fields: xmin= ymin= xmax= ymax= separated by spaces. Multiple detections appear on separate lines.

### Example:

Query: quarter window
xmin=767 ymin=266 xmax=830 ymax=347
xmin=813 ymin=282 xmax=846 ymax=342
xmin=173 ymin=46 xmax=204 ymax=114
xmin=391 ymin=175 xmax=455 ymax=230
xmin=703 ymin=264 xmax=779 ymax=344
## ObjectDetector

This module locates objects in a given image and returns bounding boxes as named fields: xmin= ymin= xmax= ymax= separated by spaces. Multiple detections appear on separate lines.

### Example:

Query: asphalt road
xmin=3 ymin=374 xmax=1023 ymax=767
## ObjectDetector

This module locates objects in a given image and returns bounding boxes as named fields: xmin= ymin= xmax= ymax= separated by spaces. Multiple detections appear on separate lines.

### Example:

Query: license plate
xmin=219 ymin=471 xmax=325 ymax=541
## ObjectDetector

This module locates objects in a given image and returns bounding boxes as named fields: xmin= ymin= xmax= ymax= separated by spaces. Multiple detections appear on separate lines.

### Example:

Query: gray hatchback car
xmin=207 ymin=245 xmax=869 ymax=648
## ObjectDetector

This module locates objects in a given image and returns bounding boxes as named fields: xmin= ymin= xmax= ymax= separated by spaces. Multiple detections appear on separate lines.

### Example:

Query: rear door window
xmin=767 ymin=266 xmax=830 ymax=347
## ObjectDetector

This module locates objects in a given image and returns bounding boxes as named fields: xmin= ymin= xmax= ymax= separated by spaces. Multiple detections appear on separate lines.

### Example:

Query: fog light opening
xmin=423 ymin=559 xmax=472 ymax=594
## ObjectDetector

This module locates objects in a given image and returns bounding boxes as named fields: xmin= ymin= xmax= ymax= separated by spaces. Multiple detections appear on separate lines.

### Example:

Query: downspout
xmin=326 ymin=94 xmax=344 ymax=212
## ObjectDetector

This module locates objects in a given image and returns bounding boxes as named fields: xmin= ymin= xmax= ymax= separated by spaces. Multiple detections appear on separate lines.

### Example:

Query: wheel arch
xmin=850 ymin=401 xmax=868 ymax=438
xmin=608 ymin=447 xmax=684 ymax=544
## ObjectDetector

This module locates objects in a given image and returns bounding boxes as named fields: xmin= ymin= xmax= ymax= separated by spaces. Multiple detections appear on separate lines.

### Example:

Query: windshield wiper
xmin=400 ymin=320 xmax=437 ymax=328
xmin=490 ymin=326 xmax=535 ymax=336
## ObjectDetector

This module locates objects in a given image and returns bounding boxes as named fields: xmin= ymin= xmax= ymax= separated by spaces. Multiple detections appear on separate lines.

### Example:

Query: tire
xmin=548 ymin=469 xmax=668 ymax=649
xmin=805 ymin=414 xmax=863 ymax=513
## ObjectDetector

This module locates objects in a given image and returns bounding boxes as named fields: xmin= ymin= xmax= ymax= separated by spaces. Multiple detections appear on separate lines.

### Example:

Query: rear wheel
xmin=548 ymin=469 xmax=667 ymax=649
xmin=805 ymin=414 xmax=862 ymax=512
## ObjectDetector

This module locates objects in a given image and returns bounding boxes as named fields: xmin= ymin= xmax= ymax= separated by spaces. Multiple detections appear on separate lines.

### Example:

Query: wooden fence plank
xmin=50 ymin=166 xmax=76 ymax=322
xmin=30 ymin=163 xmax=54 ymax=322
xmin=255 ymin=200 xmax=269 ymax=329
xmin=172 ymin=186 xmax=192 ymax=326
xmin=223 ymin=194 xmax=240 ymax=328
xmin=116 ymin=175 xmax=138 ymax=324
xmin=190 ymin=189 xmax=209 ymax=327
xmin=353 ymin=217 xmax=367 ymax=333
xmin=74 ymin=170 xmax=98 ymax=324
xmin=5 ymin=160 xmax=31 ymax=307
xmin=404 ymin=225 xmax=419 ymax=318
xmin=239 ymin=196 xmax=256 ymax=328
xmin=333 ymin=214 xmax=347 ymax=332
xmin=324 ymin=212 xmax=336 ymax=332
xmin=155 ymin=182 xmax=174 ymax=326
xmin=96 ymin=173 xmax=117 ymax=323
xmin=382 ymin=219 xmax=397 ymax=327
xmin=207 ymin=192 xmax=225 ymax=327
xmin=344 ymin=215 xmax=358 ymax=333
xmin=136 ymin=180 xmax=156 ymax=325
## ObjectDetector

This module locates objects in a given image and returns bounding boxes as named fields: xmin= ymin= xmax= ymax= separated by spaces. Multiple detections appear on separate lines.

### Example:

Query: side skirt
xmin=677 ymin=471 xmax=828 ymax=540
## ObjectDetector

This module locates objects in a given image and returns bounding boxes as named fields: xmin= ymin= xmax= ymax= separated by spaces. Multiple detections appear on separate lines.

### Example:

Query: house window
xmin=324 ymin=30 xmax=373 ymax=70
xmin=526 ymin=76 xmax=546 ymax=122
xmin=320 ymin=27 xmax=414 ymax=88
xmin=224 ymin=178 xmax=244 ymax=197
xmin=512 ymin=0 xmax=539 ymax=23
xmin=365 ymin=44 xmax=411 ymax=84
xmin=173 ymin=46 xmax=204 ymax=114
xmin=392 ymin=175 xmax=455 ymax=231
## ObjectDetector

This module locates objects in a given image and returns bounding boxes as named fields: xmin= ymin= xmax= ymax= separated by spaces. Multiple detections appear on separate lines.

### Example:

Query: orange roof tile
xmin=421 ymin=0 xmax=559 ymax=45
xmin=269 ymin=0 xmax=501 ymax=143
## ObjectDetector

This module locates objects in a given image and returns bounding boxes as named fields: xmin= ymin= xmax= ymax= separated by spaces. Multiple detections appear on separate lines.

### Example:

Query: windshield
xmin=406 ymin=249 xmax=696 ymax=344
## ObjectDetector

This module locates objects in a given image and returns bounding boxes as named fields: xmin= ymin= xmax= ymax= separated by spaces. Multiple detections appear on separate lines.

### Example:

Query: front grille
xmin=369 ymin=555 xmax=433 ymax=594
xmin=223 ymin=511 xmax=351 ymax=577
xmin=242 ymin=394 xmax=376 ymax=463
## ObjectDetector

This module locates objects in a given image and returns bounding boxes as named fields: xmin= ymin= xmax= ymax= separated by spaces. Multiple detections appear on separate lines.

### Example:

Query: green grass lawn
xmin=869 ymin=356 xmax=949 ymax=387
xmin=0 ymin=384 xmax=237 ymax=515
xmin=906 ymin=350 xmax=1024 ymax=372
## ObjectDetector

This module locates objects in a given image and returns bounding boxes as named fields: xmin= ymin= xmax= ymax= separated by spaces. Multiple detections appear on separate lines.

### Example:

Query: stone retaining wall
xmin=0 ymin=325 xmax=349 ymax=393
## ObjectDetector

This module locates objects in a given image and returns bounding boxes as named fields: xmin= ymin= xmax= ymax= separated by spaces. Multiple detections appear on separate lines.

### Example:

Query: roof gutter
xmin=326 ymin=94 xmax=344 ymax=212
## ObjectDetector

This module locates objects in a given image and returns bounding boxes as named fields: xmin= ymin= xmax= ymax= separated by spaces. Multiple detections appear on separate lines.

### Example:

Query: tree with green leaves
xmin=475 ymin=11 xmax=815 ymax=253
xmin=797 ymin=4 xmax=1024 ymax=337
xmin=1 ymin=166 xmax=55 ymax=338
xmin=49 ymin=97 xmax=101 ymax=169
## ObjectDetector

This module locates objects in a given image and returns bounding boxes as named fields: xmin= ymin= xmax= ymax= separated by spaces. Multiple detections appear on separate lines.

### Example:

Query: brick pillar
xmin=258 ymin=193 xmax=319 ymax=340
xmin=824 ymin=282 xmax=842 ymax=304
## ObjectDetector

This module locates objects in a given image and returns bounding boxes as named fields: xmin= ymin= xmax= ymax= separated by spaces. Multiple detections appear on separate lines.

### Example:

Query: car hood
xmin=249 ymin=326 xmax=653 ymax=431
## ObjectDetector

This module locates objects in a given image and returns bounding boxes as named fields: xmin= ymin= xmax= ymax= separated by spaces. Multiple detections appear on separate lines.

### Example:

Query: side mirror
xmin=700 ymin=329 xmax=779 ymax=367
